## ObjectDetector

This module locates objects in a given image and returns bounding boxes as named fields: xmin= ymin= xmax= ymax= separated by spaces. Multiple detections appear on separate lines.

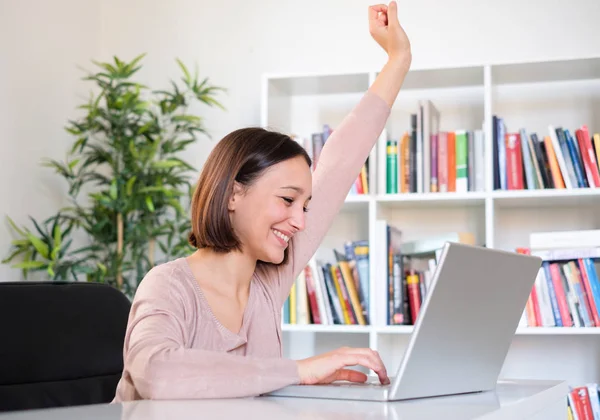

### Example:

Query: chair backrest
xmin=0 ymin=281 xmax=131 ymax=412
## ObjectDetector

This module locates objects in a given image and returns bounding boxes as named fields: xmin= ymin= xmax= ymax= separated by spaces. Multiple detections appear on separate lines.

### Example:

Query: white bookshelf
xmin=261 ymin=55 xmax=600 ymax=388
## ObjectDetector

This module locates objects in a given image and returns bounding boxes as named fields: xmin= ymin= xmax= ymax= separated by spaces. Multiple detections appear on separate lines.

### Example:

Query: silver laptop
xmin=264 ymin=242 xmax=542 ymax=402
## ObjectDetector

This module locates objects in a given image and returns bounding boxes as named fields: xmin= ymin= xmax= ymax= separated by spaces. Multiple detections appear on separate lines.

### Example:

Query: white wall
xmin=0 ymin=0 xmax=105 ymax=280
xmin=1 ymin=0 xmax=600 ymax=281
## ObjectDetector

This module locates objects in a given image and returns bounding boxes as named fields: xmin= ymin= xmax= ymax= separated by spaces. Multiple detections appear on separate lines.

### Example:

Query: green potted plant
xmin=2 ymin=54 xmax=225 ymax=298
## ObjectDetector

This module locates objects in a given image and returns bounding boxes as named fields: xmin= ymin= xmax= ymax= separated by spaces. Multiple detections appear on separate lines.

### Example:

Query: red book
xmin=571 ymin=387 xmax=594 ymax=420
xmin=505 ymin=133 xmax=524 ymax=190
xmin=570 ymin=261 xmax=596 ymax=327
xmin=516 ymin=248 xmax=539 ymax=326
xmin=576 ymin=126 xmax=600 ymax=187
xmin=354 ymin=176 xmax=364 ymax=194
xmin=548 ymin=263 xmax=573 ymax=327
xmin=578 ymin=259 xmax=600 ymax=326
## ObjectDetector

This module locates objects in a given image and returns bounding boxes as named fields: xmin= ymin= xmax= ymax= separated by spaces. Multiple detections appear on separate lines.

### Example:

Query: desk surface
xmin=0 ymin=379 xmax=568 ymax=420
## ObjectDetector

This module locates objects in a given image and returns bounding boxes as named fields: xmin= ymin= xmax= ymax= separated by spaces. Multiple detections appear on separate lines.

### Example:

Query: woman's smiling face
xmin=228 ymin=155 xmax=312 ymax=264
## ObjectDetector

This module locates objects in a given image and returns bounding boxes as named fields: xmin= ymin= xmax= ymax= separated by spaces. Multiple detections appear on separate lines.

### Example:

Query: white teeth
xmin=273 ymin=229 xmax=290 ymax=243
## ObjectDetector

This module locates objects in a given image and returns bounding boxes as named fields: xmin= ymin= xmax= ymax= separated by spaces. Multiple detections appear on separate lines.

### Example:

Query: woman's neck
xmin=185 ymin=247 xmax=257 ymax=299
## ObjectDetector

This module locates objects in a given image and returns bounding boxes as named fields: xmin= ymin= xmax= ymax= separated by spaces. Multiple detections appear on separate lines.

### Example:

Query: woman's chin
xmin=259 ymin=247 xmax=285 ymax=265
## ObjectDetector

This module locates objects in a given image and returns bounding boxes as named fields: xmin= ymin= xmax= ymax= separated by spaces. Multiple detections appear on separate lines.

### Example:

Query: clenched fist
xmin=369 ymin=1 xmax=411 ymax=68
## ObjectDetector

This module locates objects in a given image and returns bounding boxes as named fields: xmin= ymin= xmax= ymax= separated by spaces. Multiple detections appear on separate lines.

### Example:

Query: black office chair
xmin=0 ymin=281 xmax=131 ymax=412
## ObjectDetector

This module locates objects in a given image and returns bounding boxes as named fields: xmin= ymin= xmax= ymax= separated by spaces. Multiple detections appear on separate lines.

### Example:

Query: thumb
xmin=387 ymin=1 xmax=400 ymax=27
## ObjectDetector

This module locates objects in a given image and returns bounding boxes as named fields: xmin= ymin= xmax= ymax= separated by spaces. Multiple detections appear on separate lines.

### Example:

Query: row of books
xmin=283 ymin=241 xmax=369 ymax=325
xmin=282 ymin=228 xmax=475 ymax=327
xmin=284 ymin=227 xmax=600 ymax=328
xmin=517 ymin=248 xmax=600 ymax=328
xmin=493 ymin=117 xmax=600 ymax=190
xmin=382 ymin=101 xmax=486 ymax=194
xmin=568 ymin=383 xmax=600 ymax=420
xmin=517 ymin=229 xmax=600 ymax=328
xmin=292 ymin=124 xmax=369 ymax=195
xmin=377 ymin=221 xmax=477 ymax=325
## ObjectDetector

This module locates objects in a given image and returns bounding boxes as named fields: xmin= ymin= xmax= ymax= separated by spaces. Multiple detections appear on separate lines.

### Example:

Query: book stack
xmin=382 ymin=100 xmax=486 ymax=194
xmin=568 ymin=384 xmax=600 ymax=419
xmin=516 ymin=229 xmax=600 ymax=328
xmin=493 ymin=118 xmax=600 ymax=190
xmin=373 ymin=220 xmax=477 ymax=325
xmin=283 ymin=240 xmax=370 ymax=325
xmin=292 ymin=124 xmax=369 ymax=195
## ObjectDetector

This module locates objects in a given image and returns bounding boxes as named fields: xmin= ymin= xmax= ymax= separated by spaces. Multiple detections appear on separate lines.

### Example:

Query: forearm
xmin=129 ymin=341 xmax=300 ymax=399
xmin=369 ymin=57 xmax=411 ymax=108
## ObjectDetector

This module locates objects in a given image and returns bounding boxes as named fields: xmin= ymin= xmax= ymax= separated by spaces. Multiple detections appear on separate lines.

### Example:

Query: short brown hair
xmin=189 ymin=127 xmax=311 ymax=261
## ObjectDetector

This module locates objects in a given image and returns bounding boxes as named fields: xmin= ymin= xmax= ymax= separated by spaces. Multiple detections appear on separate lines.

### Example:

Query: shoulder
xmin=132 ymin=258 xmax=198 ymax=313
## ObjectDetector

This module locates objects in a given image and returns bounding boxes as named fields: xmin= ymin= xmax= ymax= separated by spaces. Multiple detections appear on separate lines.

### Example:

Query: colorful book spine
xmin=387 ymin=140 xmax=398 ymax=194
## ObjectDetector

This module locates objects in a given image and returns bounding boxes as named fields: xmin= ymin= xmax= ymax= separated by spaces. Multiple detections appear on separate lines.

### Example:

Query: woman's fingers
xmin=335 ymin=368 xmax=368 ymax=383
xmin=337 ymin=348 xmax=390 ymax=385
xmin=297 ymin=347 xmax=391 ymax=385
xmin=369 ymin=4 xmax=388 ymax=15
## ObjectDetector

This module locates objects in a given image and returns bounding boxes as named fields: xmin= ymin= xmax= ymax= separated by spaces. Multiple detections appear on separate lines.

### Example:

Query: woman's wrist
xmin=387 ymin=53 xmax=412 ymax=74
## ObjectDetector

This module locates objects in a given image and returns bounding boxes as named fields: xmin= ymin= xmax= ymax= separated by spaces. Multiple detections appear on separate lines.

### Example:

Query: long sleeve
xmin=274 ymin=91 xmax=390 ymax=305
xmin=115 ymin=265 xmax=301 ymax=401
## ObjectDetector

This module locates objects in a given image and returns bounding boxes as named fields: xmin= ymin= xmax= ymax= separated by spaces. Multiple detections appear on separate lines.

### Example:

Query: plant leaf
xmin=26 ymin=233 xmax=49 ymax=259
xmin=145 ymin=196 xmax=155 ymax=212
xmin=12 ymin=260 xmax=46 ymax=269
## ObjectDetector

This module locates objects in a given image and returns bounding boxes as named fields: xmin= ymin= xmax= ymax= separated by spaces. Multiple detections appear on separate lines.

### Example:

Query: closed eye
xmin=281 ymin=196 xmax=309 ymax=213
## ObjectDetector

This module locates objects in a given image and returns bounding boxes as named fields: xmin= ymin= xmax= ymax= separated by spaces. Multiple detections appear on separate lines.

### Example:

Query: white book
xmin=535 ymin=268 xmax=556 ymax=327
xmin=586 ymin=383 xmax=600 ymax=419
xmin=373 ymin=220 xmax=390 ymax=326
xmin=295 ymin=269 xmax=309 ymax=324
xmin=530 ymin=229 xmax=600 ymax=250
xmin=309 ymin=257 xmax=332 ymax=325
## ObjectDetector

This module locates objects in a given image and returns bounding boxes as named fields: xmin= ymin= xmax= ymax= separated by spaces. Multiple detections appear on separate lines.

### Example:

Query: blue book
xmin=564 ymin=129 xmax=587 ymax=188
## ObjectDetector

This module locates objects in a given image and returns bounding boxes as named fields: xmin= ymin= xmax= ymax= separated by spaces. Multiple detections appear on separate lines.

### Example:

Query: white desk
xmin=0 ymin=379 xmax=568 ymax=420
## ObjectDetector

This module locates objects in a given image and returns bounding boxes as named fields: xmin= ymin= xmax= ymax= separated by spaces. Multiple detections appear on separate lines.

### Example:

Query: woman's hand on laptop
xmin=296 ymin=347 xmax=390 ymax=385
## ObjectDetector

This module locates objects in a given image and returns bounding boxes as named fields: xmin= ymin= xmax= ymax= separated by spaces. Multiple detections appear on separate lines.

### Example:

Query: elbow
xmin=131 ymin=360 xmax=163 ymax=400
xmin=127 ymin=346 xmax=173 ymax=400
xmin=133 ymin=371 xmax=164 ymax=400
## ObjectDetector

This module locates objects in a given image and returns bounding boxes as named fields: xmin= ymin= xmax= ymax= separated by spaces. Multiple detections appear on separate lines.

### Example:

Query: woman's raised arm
xmin=276 ymin=1 xmax=412 ymax=301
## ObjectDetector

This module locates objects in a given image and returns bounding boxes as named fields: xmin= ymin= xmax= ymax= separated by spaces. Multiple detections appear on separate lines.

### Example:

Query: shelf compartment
xmin=491 ymin=56 xmax=600 ymax=86
xmin=493 ymin=203 xmax=600 ymax=252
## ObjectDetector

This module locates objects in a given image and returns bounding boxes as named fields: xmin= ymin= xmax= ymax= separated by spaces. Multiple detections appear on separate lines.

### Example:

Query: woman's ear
xmin=228 ymin=181 xmax=244 ymax=211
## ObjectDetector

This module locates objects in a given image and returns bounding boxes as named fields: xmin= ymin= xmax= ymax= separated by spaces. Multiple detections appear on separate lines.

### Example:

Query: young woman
xmin=113 ymin=1 xmax=411 ymax=401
